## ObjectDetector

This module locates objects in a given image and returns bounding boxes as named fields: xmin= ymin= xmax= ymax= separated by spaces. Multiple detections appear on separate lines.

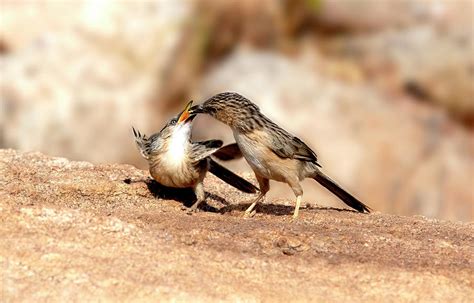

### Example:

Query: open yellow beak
xmin=178 ymin=100 xmax=193 ymax=123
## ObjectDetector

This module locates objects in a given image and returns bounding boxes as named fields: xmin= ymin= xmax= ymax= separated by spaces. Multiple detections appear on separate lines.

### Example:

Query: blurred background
xmin=1 ymin=0 xmax=472 ymax=221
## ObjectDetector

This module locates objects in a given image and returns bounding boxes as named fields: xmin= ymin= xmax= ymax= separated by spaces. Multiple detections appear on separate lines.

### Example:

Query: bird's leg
xmin=293 ymin=195 xmax=303 ymax=219
xmin=189 ymin=182 xmax=206 ymax=212
xmin=289 ymin=180 xmax=304 ymax=220
xmin=244 ymin=192 xmax=264 ymax=217
xmin=244 ymin=175 xmax=269 ymax=217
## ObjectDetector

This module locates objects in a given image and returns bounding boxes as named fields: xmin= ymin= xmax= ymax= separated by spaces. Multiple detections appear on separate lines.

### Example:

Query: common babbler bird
xmin=190 ymin=92 xmax=371 ymax=218
xmin=132 ymin=100 xmax=258 ymax=211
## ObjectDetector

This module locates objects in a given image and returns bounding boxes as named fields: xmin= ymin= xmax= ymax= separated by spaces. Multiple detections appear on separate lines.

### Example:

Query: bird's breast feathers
xmin=166 ymin=124 xmax=190 ymax=166
xmin=234 ymin=130 xmax=269 ymax=172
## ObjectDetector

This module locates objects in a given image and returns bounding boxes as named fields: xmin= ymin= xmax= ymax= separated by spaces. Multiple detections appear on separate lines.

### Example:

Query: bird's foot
xmin=243 ymin=210 xmax=256 ymax=218
xmin=186 ymin=208 xmax=199 ymax=215
xmin=185 ymin=202 xmax=201 ymax=215
xmin=290 ymin=214 xmax=299 ymax=222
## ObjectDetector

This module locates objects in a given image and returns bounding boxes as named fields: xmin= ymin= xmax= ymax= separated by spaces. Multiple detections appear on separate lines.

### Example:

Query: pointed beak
xmin=188 ymin=104 xmax=205 ymax=115
xmin=177 ymin=100 xmax=195 ymax=124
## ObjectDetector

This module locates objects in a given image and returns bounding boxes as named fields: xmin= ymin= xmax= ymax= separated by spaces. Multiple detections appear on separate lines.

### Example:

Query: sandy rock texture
xmin=1 ymin=149 xmax=473 ymax=302
xmin=324 ymin=23 xmax=474 ymax=126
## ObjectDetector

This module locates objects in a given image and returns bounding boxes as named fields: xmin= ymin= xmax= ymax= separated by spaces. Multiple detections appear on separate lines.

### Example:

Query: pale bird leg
xmin=244 ymin=193 xmax=264 ymax=217
xmin=243 ymin=175 xmax=269 ymax=218
xmin=293 ymin=195 xmax=302 ymax=219
xmin=189 ymin=182 xmax=205 ymax=212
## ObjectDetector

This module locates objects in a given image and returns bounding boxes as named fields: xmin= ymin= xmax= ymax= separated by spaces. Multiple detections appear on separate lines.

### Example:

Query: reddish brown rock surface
xmin=1 ymin=149 xmax=472 ymax=302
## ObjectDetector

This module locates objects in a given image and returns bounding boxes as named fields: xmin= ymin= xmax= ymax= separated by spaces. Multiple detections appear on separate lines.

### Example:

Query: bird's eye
xmin=170 ymin=119 xmax=177 ymax=125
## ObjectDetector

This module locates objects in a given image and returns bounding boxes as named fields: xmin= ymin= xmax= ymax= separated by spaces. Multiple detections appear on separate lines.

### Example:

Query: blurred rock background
xmin=1 ymin=0 xmax=472 ymax=221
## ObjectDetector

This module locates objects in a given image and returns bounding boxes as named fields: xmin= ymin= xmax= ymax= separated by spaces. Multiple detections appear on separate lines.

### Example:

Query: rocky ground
xmin=1 ymin=149 xmax=473 ymax=302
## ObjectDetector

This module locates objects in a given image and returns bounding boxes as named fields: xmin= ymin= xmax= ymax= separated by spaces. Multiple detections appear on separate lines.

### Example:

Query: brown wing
xmin=191 ymin=140 xmax=223 ymax=162
xmin=264 ymin=119 xmax=321 ymax=166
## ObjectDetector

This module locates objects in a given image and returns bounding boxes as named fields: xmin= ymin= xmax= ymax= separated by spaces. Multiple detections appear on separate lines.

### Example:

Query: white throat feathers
xmin=167 ymin=123 xmax=192 ymax=165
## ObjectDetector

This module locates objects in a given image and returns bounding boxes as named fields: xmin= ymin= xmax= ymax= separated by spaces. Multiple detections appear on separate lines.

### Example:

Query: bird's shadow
xmin=124 ymin=178 xmax=364 ymax=216
xmin=123 ymin=178 xmax=228 ymax=213
xmin=219 ymin=203 xmax=361 ymax=216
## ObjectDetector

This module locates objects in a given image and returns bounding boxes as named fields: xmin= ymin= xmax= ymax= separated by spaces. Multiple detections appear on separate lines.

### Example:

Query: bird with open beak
xmin=190 ymin=92 xmax=371 ymax=218
xmin=132 ymin=100 xmax=258 ymax=211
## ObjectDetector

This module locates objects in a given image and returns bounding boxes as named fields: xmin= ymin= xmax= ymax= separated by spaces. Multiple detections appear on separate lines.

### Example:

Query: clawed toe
xmin=187 ymin=207 xmax=199 ymax=214
xmin=243 ymin=210 xmax=256 ymax=218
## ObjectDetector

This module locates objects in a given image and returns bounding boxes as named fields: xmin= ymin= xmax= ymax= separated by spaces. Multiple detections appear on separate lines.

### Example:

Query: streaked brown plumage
xmin=191 ymin=92 xmax=371 ymax=218
xmin=133 ymin=101 xmax=258 ymax=211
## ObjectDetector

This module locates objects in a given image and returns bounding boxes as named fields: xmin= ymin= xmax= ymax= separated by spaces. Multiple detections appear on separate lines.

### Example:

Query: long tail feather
xmin=208 ymin=159 xmax=259 ymax=194
xmin=313 ymin=171 xmax=371 ymax=213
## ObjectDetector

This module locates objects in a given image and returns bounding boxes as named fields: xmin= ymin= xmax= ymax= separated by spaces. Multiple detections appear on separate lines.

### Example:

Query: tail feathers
xmin=209 ymin=159 xmax=259 ymax=194
xmin=313 ymin=172 xmax=371 ymax=213
xmin=132 ymin=127 xmax=150 ymax=160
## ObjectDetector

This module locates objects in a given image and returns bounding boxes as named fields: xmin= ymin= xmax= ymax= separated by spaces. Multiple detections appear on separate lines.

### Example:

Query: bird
xmin=190 ymin=92 xmax=371 ymax=218
xmin=132 ymin=100 xmax=258 ymax=212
